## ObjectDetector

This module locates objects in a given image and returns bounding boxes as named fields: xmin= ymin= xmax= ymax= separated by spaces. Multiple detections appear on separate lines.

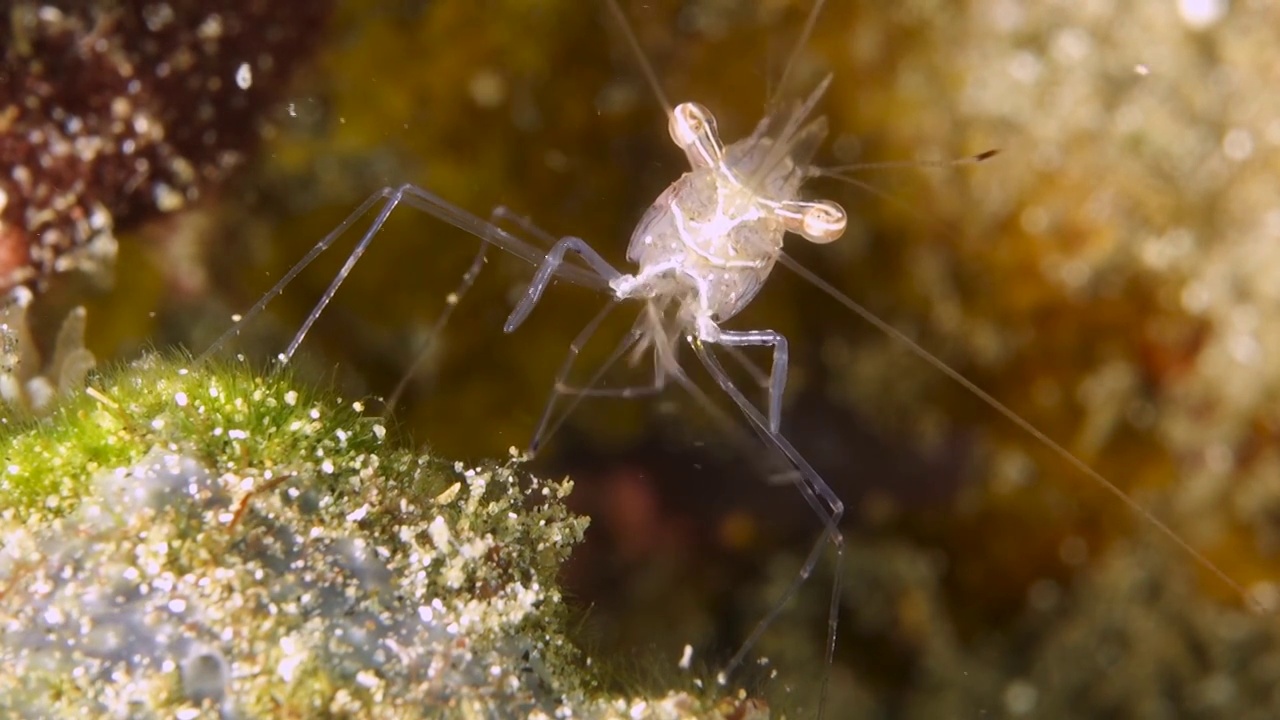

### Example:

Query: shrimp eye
xmin=669 ymin=102 xmax=708 ymax=145
xmin=669 ymin=102 xmax=723 ymax=167
xmin=799 ymin=200 xmax=846 ymax=244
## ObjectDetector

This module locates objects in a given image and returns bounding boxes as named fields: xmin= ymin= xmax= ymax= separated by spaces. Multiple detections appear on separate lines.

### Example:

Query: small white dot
xmin=235 ymin=62 xmax=253 ymax=90
xmin=1178 ymin=0 xmax=1227 ymax=29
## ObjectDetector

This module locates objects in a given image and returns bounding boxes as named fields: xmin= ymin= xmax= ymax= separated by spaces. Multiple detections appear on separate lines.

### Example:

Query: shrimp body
xmin=612 ymin=88 xmax=847 ymax=350
xmin=622 ymin=159 xmax=788 ymax=324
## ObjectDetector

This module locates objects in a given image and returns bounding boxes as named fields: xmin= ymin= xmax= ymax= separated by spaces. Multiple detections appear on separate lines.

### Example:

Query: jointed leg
xmin=505 ymin=236 xmax=623 ymax=333
xmin=538 ymin=316 xmax=802 ymax=486
xmin=690 ymin=338 xmax=843 ymax=714
xmin=664 ymin=358 xmax=803 ymax=487
xmin=388 ymin=204 xmax=562 ymax=414
xmin=201 ymin=187 xmax=393 ymax=363
xmin=529 ymin=306 xmax=666 ymax=454
xmin=201 ymin=183 xmax=604 ymax=365
xmin=717 ymin=342 xmax=802 ymax=485
xmin=712 ymin=328 xmax=789 ymax=434
xmin=385 ymin=202 xmax=555 ymax=412
xmin=384 ymin=237 xmax=491 ymax=413
xmin=721 ymin=343 xmax=771 ymax=390
xmin=488 ymin=205 xmax=561 ymax=247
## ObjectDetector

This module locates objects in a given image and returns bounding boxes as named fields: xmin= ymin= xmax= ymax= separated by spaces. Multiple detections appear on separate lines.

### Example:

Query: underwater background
xmin=3 ymin=0 xmax=1280 ymax=716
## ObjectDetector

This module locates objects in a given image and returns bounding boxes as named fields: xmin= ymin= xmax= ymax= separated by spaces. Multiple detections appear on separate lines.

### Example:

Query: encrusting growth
xmin=0 ymin=352 xmax=771 ymax=718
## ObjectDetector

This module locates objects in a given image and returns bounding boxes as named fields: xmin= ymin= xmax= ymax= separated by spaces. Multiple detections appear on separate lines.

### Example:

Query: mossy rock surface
xmin=0 ymin=354 xmax=763 ymax=719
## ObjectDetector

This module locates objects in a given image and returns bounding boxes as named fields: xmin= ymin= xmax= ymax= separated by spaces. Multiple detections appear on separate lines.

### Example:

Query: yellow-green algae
xmin=0 ymin=352 xmax=768 ymax=718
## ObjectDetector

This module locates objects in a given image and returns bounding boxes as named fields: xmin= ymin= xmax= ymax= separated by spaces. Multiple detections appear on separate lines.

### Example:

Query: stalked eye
xmin=669 ymin=103 xmax=709 ymax=145
xmin=668 ymin=102 xmax=723 ymax=168
xmin=799 ymin=200 xmax=846 ymax=244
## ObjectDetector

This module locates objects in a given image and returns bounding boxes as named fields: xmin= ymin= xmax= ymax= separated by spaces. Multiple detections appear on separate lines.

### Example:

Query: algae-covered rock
xmin=0 ymin=353 xmax=761 ymax=718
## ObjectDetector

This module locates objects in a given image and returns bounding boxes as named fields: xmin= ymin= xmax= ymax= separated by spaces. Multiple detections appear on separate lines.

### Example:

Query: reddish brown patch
xmin=0 ymin=0 xmax=334 ymax=291
xmin=0 ymin=223 xmax=33 ymax=291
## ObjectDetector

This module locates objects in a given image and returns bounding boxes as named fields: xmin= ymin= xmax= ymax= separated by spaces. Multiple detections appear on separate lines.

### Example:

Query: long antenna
xmin=776 ymin=252 xmax=1266 ymax=613
xmin=605 ymin=0 xmax=673 ymax=114
xmin=771 ymin=0 xmax=828 ymax=106
xmin=820 ymin=149 xmax=1000 ymax=175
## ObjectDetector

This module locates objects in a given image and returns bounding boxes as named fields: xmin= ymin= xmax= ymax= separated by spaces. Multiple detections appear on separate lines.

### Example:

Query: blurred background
xmin=6 ymin=0 xmax=1280 ymax=716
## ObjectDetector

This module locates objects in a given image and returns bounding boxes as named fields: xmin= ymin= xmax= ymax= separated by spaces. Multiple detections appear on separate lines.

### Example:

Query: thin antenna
xmin=776 ymin=252 xmax=1266 ymax=613
xmin=771 ymin=0 xmax=828 ymax=106
xmin=606 ymin=0 xmax=673 ymax=114
xmin=811 ymin=151 xmax=1000 ymax=241
xmin=820 ymin=149 xmax=1000 ymax=175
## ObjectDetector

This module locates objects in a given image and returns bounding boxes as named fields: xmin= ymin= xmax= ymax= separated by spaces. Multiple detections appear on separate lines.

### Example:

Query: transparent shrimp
xmin=202 ymin=0 xmax=1262 ymax=716
xmin=493 ymin=8 xmax=857 ymax=712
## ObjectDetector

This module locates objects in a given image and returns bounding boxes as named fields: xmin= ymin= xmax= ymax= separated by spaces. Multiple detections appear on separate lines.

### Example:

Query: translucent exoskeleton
xmin=493 ymin=23 xmax=856 ymax=711
xmin=203 ymin=0 xmax=1259 ymax=716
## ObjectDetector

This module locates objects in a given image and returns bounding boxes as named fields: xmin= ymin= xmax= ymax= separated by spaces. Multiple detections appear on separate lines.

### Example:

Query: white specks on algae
xmin=0 ymin=353 xmax=759 ymax=718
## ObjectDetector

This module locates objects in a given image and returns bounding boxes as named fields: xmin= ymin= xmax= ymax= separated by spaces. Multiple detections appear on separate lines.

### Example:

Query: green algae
xmin=0 ymin=353 xmax=769 ymax=718
xmin=0 ymin=351 xmax=381 ymax=515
